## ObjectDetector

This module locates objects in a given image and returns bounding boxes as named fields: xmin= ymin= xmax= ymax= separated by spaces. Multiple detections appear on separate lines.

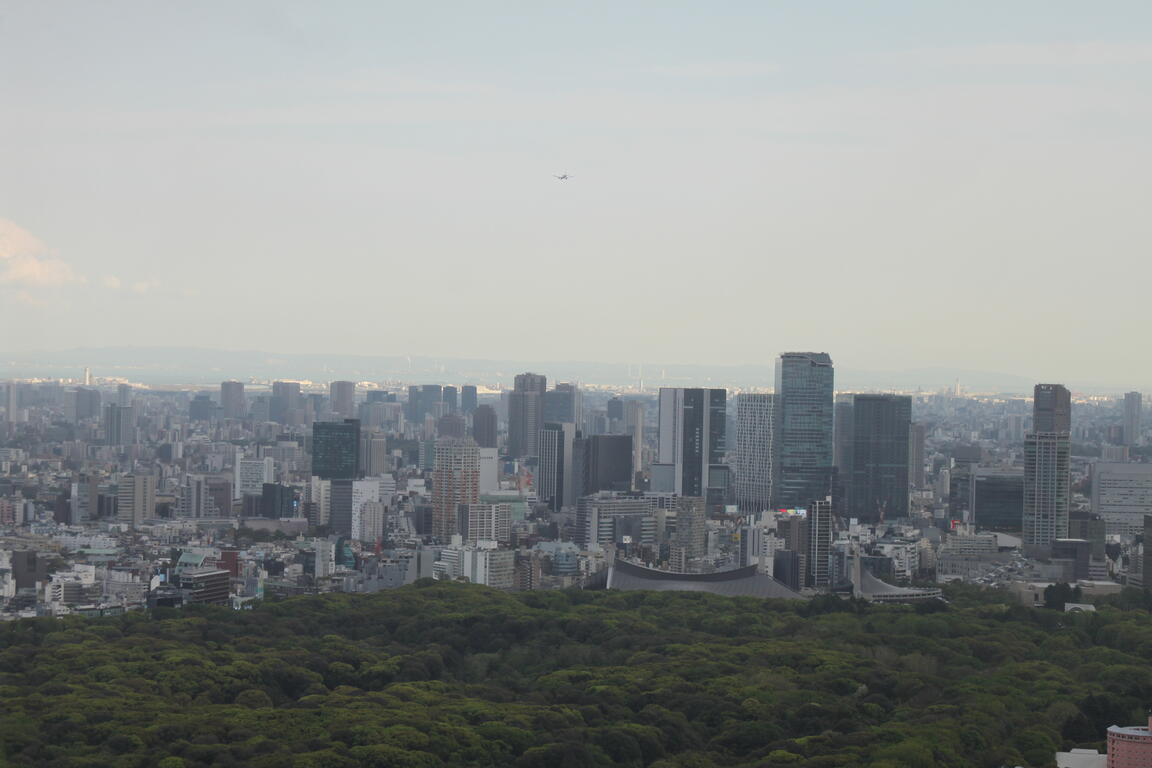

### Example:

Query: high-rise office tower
xmin=329 ymin=381 xmax=356 ymax=420
xmin=734 ymin=393 xmax=775 ymax=513
xmin=220 ymin=381 xmax=246 ymax=419
xmin=70 ymin=475 xmax=100 ymax=524
xmin=909 ymin=422 xmax=927 ymax=489
xmin=312 ymin=419 xmax=361 ymax=480
xmin=606 ymin=397 xmax=624 ymax=424
xmin=443 ymin=386 xmax=458 ymax=414
xmin=116 ymin=383 xmax=132 ymax=407
xmin=654 ymin=388 xmax=726 ymax=499
xmin=72 ymin=387 xmax=102 ymax=422
xmin=624 ymin=399 xmax=644 ymax=484
xmin=270 ymin=381 xmax=302 ymax=424
xmin=328 ymin=478 xmax=380 ymax=538
xmin=543 ymin=383 xmax=582 ymax=427
xmin=1124 ymin=391 xmax=1142 ymax=447
xmin=776 ymin=510 xmax=809 ymax=586
xmin=3 ymin=381 xmax=19 ymax=423
xmin=359 ymin=434 xmax=391 ymax=477
xmin=472 ymin=404 xmax=498 ymax=449
xmin=508 ymin=373 xmax=547 ymax=458
xmin=832 ymin=397 xmax=854 ymax=503
xmin=1033 ymin=383 xmax=1072 ymax=432
xmin=189 ymin=394 xmax=216 ymax=422
xmin=1024 ymin=384 xmax=1071 ymax=555
xmin=537 ymin=422 xmax=576 ymax=512
xmin=431 ymin=438 xmax=479 ymax=540
xmin=406 ymin=385 xmax=421 ymax=421
xmin=461 ymin=385 xmax=478 ymax=415
xmin=849 ymin=394 xmax=912 ymax=522
xmin=421 ymin=385 xmax=443 ymax=419
xmin=807 ymin=496 xmax=833 ymax=588
xmin=103 ymin=403 xmax=135 ymax=446
xmin=117 ymin=474 xmax=156 ymax=529
xmin=179 ymin=474 xmax=230 ymax=518
xmin=437 ymin=413 xmax=466 ymax=439
xmin=1090 ymin=462 xmax=1152 ymax=536
xmin=579 ymin=434 xmax=634 ymax=495
xmin=773 ymin=352 xmax=834 ymax=509
xmin=260 ymin=483 xmax=296 ymax=519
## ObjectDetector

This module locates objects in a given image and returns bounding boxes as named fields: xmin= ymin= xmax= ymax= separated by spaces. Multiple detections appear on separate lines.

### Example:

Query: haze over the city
xmin=3 ymin=1 xmax=1151 ymax=383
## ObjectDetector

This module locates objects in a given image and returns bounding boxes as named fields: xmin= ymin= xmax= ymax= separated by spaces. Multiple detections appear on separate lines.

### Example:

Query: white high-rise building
xmin=1092 ymin=462 xmax=1152 ymax=536
xmin=308 ymin=477 xmax=331 ymax=527
xmin=377 ymin=474 xmax=397 ymax=504
xmin=734 ymin=393 xmax=775 ymax=513
xmin=464 ymin=546 xmax=515 ymax=590
xmin=338 ymin=479 xmax=380 ymax=540
xmin=356 ymin=500 xmax=386 ymax=543
xmin=234 ymin=457 xmax=274 ymax=500
xmin=465 ymin=503 xmax=512 ymax=545
xmin=1023 ymin=433 xmax=1071 ymax=553
xmin=478 ymin=447 xmax=499 ymax=493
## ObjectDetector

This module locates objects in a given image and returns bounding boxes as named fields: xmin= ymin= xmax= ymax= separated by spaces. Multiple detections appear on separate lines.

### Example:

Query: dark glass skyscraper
xmin=312 ymin=419 xmax=361 ymax=479
xmin=849 ymin=394 xmax=911 ymax=522
xmin=471 ymin=404 xmax=498 ymax=449
xmin=461 ymin=385 xmax=478 ymax=415
xmin=773 ymin=352 xmax=834 ymax=509
xmin=508 ymin=373 xmax=547 ymax=458
xmin=656 ymin=387 xmax=726 ymax=500
xmin=579 ymin=434 xmax=634 ymax=495
xmin=442 ymin=386 xmax=458 ymax=414
xmin=543 ymin=383 xmax=580 ymax=425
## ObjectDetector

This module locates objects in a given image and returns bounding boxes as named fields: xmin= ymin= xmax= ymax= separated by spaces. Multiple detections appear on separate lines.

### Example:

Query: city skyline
xmin=4 ymin=3 xmax=1152 ymax=765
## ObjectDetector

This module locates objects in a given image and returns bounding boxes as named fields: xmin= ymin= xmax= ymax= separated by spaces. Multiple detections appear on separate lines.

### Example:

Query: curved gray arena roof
xmin=859 ymin=568 xmax=940 ymax=598
xmin=606 ymin=560 xmax=806 ymax=600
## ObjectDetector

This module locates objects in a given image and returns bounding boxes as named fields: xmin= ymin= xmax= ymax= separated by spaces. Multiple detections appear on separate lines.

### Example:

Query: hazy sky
xmin=2 ymin=2 xmax=1150 ymax=382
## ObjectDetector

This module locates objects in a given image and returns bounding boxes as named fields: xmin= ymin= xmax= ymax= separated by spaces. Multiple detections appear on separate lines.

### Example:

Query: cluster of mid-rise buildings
xmin=1 ymin=353 xmax=1151 ymax=616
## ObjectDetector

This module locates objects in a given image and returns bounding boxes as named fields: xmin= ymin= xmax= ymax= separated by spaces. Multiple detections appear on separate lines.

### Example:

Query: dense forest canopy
xmin=2 ymin=584 xmax=1152 ymax=768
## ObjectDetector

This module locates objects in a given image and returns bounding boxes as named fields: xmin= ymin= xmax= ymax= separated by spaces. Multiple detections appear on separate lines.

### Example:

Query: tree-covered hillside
xmin=2 ymin=584 xmax=1151 ymax=768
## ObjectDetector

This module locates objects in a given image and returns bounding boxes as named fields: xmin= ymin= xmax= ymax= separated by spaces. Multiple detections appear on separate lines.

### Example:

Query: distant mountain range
xmin=0 ymin=346 xmax=1109 ymax=395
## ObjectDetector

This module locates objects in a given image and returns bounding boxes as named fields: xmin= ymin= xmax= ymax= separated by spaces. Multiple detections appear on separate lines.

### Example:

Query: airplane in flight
xmin=554 ymin=173 xmax=571 ymax=180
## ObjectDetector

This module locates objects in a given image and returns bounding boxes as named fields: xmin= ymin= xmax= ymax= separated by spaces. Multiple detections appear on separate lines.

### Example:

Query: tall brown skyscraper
xmin=432 ymin=438 xmax=479 ymax=541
